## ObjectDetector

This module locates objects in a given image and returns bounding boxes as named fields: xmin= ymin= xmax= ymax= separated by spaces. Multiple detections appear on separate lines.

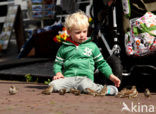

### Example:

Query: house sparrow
xmin=144 ymin=88 xmax=151 ymax=98
xmin=85 ymin=88 xmax=98 ymax=96
xmin=59 ymin=88 xmax=66 ymax=95
xmin=116 ymin=88 xmax=128 ymax=98
xmin=9 ymin=85 xmax=18 ymax=95
xmin=70 ymin=88 xmax=80 ymax=96
xmin=128 ymin=86 xmax=138 ymax=98
xmin=99 ymin=85 xmax=107 ymax=96
xmin=122 ymin=86 xmax=138 ymax=98
xmin=116 ymin=86 xmax=138 ymax=98
xmin=41 ymin=85 xmax=53 ymax=95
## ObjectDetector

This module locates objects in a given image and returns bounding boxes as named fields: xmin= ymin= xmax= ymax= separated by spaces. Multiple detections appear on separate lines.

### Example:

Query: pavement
xmin=0 ymin=80 xmax=156 ymax=114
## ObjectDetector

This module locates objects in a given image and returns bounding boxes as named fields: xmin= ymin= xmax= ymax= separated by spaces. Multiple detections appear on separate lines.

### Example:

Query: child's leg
xmin=76 ymin=77 xmax=103 ymax=93
xmin=49 ymin=77 xmax=75 ymax=92
xmin=76 ymin=77 xmax=118 ymax=95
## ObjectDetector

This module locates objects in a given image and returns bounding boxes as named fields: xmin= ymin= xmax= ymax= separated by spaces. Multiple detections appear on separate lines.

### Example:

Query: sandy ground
xmin=0 ymin=80 xmax=156 ymax=114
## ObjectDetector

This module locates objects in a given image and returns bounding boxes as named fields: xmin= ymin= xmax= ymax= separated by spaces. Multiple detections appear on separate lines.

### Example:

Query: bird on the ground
xmin=116 ymin=86 xmax=138 ymax=98
xmin=127 ymin=86 xmax=138 ymax=98
xmin=59 ymin=88 xmax=66 ymax=95
xmin=85 ymin=88 xmax=98 ymax=96
xmin=41 ymin=85 xmax=53 ymax=95
xmin=144 ymin=88 xmax=151 ymax=98
xmin=99 ymin=85 xmax=107 ymax=96
xmin=70 ymin=88 xmax=80 ymax=96
xmin=116 ymin=88 xmax=128 ymax=98
xmin=9 ymin=85 xmax=18 ymax=95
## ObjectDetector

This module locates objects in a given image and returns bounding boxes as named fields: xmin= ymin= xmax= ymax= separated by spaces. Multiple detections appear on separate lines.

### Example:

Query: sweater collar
xmin=62 ymin=37 xmax=92 ymax=46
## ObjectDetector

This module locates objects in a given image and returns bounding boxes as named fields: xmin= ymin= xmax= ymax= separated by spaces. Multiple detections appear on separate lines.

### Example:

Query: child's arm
xmin=109 ymin=74 xmax=121 ymax=87
xmin=53 ymin=46 xmax=64 ymax=80
xmin=93 ymin=44 xmax=121 ymax=87
xmin=53 ymin=72 xmax=64 ymax=80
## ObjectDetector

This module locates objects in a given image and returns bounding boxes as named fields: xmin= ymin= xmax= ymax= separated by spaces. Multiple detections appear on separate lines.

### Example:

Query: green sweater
xmin=53 ymin=37 xmax=113 ymax=81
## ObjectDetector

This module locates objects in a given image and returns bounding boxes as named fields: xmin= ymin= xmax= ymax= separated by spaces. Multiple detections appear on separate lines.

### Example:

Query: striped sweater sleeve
xmin=93 ymin=44 xmax=113 ymax=78
xmin=53 ymin=46 xmax=64 ymax=74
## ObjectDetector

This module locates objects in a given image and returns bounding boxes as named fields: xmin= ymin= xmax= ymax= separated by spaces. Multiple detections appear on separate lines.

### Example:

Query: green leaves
xmin=44 ymin=79 xmax=51 ymax=85
xmin=25 ymin=73 xmax=32 ymax=82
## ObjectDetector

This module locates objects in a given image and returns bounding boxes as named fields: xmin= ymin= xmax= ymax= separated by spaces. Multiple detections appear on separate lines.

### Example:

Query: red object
xmin=53 ymin=37 xmax=58 ymax=43
xmin=66 ymin=37 xmax=79 ymax=46
xmin=53 ymin=36 xmax=79 ymax=46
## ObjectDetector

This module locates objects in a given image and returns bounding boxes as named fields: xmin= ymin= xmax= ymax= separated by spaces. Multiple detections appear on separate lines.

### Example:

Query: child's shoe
xmin=106 ymin=85 xmax=118 ymax=96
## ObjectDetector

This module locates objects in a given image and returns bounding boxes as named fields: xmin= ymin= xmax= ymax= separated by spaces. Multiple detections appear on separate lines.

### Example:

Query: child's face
xmin=68 ymin=27 xmax=88 ymax=44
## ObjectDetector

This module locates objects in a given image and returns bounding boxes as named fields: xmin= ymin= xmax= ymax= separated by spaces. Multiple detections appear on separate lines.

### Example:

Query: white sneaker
xmin=106 ymin=85 xmax=118 ymax=96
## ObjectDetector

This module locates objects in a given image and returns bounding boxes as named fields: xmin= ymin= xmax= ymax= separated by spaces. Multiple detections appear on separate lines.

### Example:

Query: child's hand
xmin=109 ymin=74 xmax=121 ymax=87
xmin=53 ymin=72 xmax=64 ymax=80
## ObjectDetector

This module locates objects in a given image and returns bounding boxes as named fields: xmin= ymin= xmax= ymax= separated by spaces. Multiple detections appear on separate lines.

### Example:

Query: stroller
xmin=91 ymin=0 xmax=156 ymax=89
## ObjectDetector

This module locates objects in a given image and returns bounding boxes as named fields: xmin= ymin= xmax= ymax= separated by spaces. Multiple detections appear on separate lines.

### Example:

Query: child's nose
xmin=80 ymin=32 xmax=84 ymax=37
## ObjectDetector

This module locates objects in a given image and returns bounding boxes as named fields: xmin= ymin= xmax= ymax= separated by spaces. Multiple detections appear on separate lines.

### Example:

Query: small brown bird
xmin=127 ymin=86 xmax=138 ymax=98
xmin=59 ymin=88 xmax=66 ymax=95
xmin=122 ymin=86 xmax=138 ymax=98
xmin=70 ymin=88 xmax=76 ymax=94
xmin=9 ymin=85 xmax=18 ymax=95
xmin=70 ymin=88 xmax=80 ymax=96
xmin=144 ymin=88 xmax=151 ymax=98
xmin=116 ymin=86 xmax=138 ymax=98
xmin=41 ymin=85 xmax=53 ymax=95
xmin=99 ymin=85 xmax=107 ymax=96
xmin=74 ymin=90 xmax=80 ymax=96
xmin=85 ymin=88 xmax=98 ymax=96
xmin=116 ymin=88 xmax=128 ymax=98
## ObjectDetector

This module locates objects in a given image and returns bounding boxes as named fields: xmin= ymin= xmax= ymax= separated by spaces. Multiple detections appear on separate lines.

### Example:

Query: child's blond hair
xmin=64 ymin=11 xmax=89 ymax=31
